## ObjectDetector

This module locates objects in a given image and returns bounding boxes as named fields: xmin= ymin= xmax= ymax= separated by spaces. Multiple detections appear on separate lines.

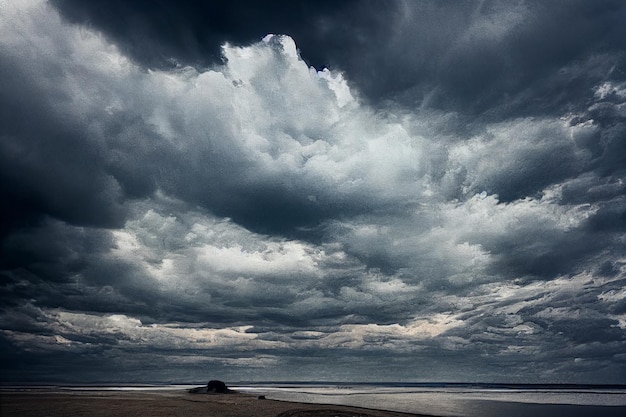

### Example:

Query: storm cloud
xmin=1 ymin=0 xmax=625 ymax=384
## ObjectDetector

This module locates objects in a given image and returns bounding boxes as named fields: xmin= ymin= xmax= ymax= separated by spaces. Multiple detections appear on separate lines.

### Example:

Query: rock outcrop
xmin=207 ymin=380 xmax=229 ymax=393
xmin=188 ymin=380 xmax=232 ymax=394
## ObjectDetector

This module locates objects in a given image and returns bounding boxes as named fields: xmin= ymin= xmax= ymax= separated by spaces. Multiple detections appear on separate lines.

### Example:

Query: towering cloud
xmin=0 ymin=0 xmax=625 ymax=383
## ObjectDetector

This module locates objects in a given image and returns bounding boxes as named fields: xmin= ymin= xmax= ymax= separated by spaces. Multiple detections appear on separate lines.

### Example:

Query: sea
xmin=233 ymin=382 xmax=626 ymax=417
xmin=9 ymin=382 xmax=626 ymax=417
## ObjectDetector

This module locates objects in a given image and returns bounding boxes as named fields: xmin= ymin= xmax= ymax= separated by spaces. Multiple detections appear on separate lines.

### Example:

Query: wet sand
xmin=0 ymin=389 xmax=435 ymax=417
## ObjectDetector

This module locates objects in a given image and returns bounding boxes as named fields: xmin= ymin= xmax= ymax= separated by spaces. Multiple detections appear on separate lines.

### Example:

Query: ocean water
xmin=233 ymin=383 xmax=626 ymax=417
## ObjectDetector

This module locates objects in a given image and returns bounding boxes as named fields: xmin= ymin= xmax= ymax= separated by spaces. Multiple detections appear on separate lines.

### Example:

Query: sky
xmin=1 ymin=0 xmax=625 ymax=384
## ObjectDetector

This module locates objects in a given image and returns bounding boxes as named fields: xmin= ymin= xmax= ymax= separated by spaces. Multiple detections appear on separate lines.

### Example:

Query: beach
xmin=3 ymin=386 xmax=626 ymax=417
xmin=0 ymin=389 xmax=432 ymax=417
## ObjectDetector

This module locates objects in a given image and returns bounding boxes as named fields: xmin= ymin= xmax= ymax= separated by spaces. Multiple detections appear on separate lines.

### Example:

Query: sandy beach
xmin=0 ymin=389 xmax=434 ymax=417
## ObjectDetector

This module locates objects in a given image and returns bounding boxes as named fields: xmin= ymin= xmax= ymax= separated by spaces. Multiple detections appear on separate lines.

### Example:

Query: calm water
xmin=233 ymin=383 xmax=626 ymax=417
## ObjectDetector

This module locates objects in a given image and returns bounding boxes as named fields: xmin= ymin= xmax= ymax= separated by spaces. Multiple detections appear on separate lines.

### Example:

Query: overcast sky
xmin=1 ymin=0 xmax=625 ymax=384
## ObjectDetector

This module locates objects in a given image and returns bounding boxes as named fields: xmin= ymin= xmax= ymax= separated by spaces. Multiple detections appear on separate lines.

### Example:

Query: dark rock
xmin=188 ymin=379 xmax=232 ymax=394
xmin=258 ymin=395 xmax=266 ymax=400
xmin=207 ymin=380 xmax=230 ymax=393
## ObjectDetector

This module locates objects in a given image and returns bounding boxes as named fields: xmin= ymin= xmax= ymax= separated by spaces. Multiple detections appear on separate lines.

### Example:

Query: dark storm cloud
xmin=38 ymin=0 xmax=626 ymax=229
xmin=0 ymin=58 xmax=127 ymax=236
xmin=0 ymin=3 xmax=350 ymax=241
xmin=335 ymin=0 xmax=626 ymax=117
xmin=49 ymin=1 xmax=626 ymax=115
xmin=1 ymin=0 xmax=626 ymax=384
xmin=49 ymin=0 xmax=361 ymax=70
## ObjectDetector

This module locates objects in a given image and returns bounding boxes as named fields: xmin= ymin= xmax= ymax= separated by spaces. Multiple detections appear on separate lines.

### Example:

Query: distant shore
xmin=0 ymin=388 xmax=434 ymax=417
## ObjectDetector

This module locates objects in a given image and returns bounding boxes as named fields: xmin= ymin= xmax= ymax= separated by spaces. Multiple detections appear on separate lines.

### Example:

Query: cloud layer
xmin=1 ymin=0 xmax=625 ymax=383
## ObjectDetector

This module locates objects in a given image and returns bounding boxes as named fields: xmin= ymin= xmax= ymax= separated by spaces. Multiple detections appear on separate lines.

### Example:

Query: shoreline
xmin=3 ymin=386 xmax=626 ymax=417
xmin=0 ymin=389 xmax=436 ymax=417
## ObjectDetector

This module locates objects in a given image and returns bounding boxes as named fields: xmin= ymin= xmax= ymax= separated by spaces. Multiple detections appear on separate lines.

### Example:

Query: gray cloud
xmin=1 ymin=0 xmax=625 ymax=384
